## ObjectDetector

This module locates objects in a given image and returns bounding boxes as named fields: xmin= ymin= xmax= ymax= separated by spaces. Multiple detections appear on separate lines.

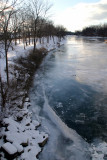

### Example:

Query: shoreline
xmin=0 ymin=37 xmax=66 ymax=159
xmin=1 ymin=35 xmax=106 ymax=159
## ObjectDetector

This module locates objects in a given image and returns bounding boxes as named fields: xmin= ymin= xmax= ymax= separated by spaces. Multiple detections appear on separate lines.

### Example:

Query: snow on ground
xmin=1 ymin=36 xmax=107 ymax=159
xmin=0 ymin=36 xmax=66 ymax=82
xmin=2 ymin=142 xmax=18 ymax=155
xmin=0 ymin=100 xmax=48 ymax=160
xmin=0 ymin=36 xmax=66 ymax=159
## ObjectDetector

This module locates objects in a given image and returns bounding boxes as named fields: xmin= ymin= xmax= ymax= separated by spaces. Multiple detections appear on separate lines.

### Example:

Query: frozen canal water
xmin=30 ymin=36 xmax=107 ymax=159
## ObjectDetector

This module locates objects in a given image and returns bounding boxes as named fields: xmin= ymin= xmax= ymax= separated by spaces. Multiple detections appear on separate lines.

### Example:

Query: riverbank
xmin=0 ymin=37 xmax=66 ymax=159
xmin=1 ymin=35 xmax=107 ymax=160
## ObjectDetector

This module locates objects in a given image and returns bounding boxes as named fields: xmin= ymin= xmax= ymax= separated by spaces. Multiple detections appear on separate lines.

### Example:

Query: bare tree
xmin=28 ymin=0 xmax=52 ymax=52
xmin=0 ymin=74 xmax=5 ymax=110
xmin=0 ymin=73 xmax=7 ymax=111
xmin=0 ymin=0 xmax=21 ymax=86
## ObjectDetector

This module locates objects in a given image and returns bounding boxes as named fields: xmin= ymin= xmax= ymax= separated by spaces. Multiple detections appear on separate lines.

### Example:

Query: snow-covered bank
xmin=0 ymin=37 xmax=66 ymax=82
xmin=0 ymin=102 xmax=48 ymax=160
xmin=1 ymin=35 xmax=106 ymax=160
xmin=0 ymin=36 xmax=66 ymax=159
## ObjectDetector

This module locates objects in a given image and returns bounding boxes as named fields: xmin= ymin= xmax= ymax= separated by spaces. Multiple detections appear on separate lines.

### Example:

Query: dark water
xmin=32 ymin=36 xmax=107 ymax=143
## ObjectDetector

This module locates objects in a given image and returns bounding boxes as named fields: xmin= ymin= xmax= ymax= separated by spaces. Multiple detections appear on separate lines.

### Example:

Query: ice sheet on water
xmin=30 ymin=83 xmax=91 ymax=160
xmin=29 ymin=36 xmax=107 ymax=160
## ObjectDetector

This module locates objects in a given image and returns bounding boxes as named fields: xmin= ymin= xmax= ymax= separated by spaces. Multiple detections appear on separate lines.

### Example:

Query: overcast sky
xmin=50 ymin=0 xmax=107 ymax=32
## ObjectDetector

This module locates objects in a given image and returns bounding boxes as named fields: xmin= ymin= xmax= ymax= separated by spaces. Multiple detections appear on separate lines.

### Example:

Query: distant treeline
xmin=65 ymin=31 xmax=75 ymax=35
xmin=75 ymin=24 xmax=107 ymax=37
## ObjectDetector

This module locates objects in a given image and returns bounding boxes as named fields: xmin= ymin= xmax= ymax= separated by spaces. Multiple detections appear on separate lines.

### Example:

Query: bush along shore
xmin=0 ymin=37 xmax=65 ymax=160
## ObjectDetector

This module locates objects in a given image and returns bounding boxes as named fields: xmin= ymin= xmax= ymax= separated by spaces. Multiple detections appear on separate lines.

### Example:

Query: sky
xmin=50 ymin=0 xmax=107 ymax=32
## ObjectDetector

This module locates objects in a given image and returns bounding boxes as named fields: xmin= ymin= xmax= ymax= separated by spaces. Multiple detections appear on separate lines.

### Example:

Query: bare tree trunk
xmin=22 ymin=24 xmax=26 ymax=49
xmin=18 ymin=30 xmax=21 ymax=44
xmin=14 ymin=30 xmax=17 ymax=45
xmin=33 ymin=19 xmax=37 ymax=52
xmin=33 ymin=37 xmax=36 ymax=52
xmin=36 ymin=38 xmax=38 ymax=43
xmin=4 ymin=37 xmax=9 ymax=86
xmin=0 ymin=75 xmax=5 ymax=110
xmin=5 ymin=50 xmax=9 ymax=86
xmin=39 ymin=37 xmax=41 ymax=44
xmin=25 ymin=34 xmax=28 ymax=46
xmin=28 ymin=30 xmax=30 ymax=45
xmin=32 ymin=38 xmax=33 ymax=44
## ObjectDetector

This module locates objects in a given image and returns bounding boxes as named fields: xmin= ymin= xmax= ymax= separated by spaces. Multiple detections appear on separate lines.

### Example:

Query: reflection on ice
xmin=30 ymin=36 xmax=107 ymax=159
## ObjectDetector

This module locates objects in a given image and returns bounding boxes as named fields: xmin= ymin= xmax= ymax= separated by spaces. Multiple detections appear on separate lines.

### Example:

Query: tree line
xmin=0 ymin=0 xmax=66 ymax=110
xmin=0 ymin=0 xmax=66 ymax=85
xmin=75 ymin=24 xmax=107 ymax=37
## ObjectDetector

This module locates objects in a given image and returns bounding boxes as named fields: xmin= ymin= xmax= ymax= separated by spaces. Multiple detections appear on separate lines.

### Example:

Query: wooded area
xmin=0 ymin=0 xmax=66 ymax=112
xmin=75 ymin=24 xmax=107 ymax=36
